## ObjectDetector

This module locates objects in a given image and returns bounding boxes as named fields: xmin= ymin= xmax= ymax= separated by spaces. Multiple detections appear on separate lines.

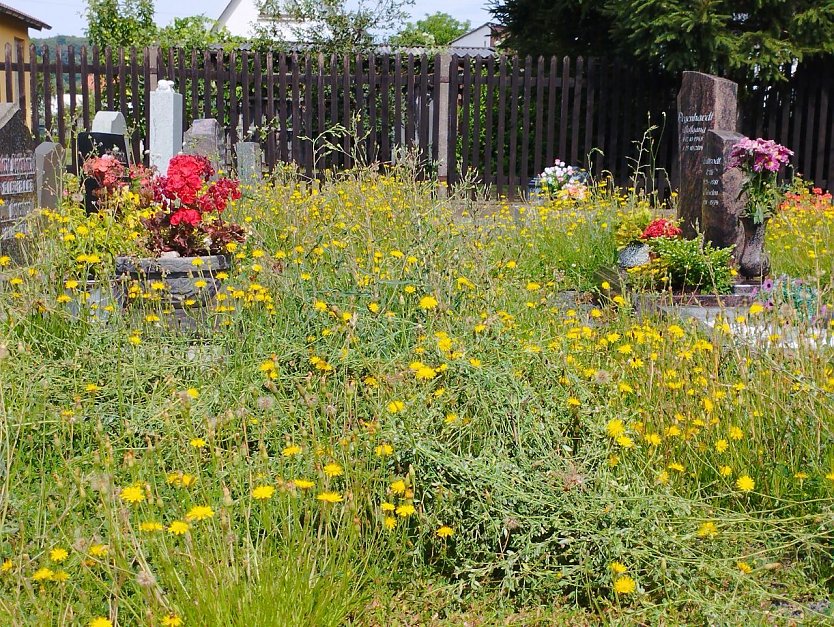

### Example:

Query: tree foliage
xmin=490 ymin=0 xmax=834 ymax=82
xmin=85 ymin=0 xmax=156 ymax=48
xmin=256 ymin=0 xmax=414 ymax=53
xmin=389 ymin=12 xmax=471 ymax=48
xmin=156 ymin=17 xmax=237 ymax=50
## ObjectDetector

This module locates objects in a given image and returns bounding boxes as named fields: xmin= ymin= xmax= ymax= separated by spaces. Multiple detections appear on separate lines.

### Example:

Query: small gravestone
xmin=618 ymin=242 xmax=651 ymax=269
xmin=76 ymin=132 xmax=131 ymax=213
xmin=0 ymin=104 xmax=36 ymax=256
xmin=235 ymin=141 xmax=262 ymax=187
xmin=183 ymin=118 xmax=225 ymax=173
xmin=92 ymin=111 xmax=127 ymax=137
xmin=149 ymin=81 xmax=183 ymax=175
xmin=35 ymin=142 xmax=64 ymax=209
xmin=677 ymin=71 xmax=738 ymax=237
xmin=701 ymin=129 xmax=746 ymax=255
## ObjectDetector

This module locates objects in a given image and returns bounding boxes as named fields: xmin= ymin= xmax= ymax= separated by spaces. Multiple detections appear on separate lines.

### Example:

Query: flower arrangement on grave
xmin=535 ymin=159 xmax=590 ymax=200
xmin=616 ymin=216 xmax=734 ymax=294
xmin=728 ymin=138 xmax=793 ymax=224
xmin=142 ymin=154 xmax=245 ymax=257
xmin=82 ymin=155 xmax=155 ymax=207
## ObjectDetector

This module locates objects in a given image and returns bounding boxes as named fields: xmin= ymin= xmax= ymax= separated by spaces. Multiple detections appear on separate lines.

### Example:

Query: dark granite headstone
xmin=0 ymin=104 xmax=36 ymax=254
xmin=35 ymin=142 xmax=65 ymax=209
xmin=76 ymin=132 xmax=130 ymax=213
xmin=184 ymin=119 xmax=226 ymax=173
xmin=701 ymin=129 xmax=745 ymax=255
xmin=677 ymin=71 xmax=738 ymax=237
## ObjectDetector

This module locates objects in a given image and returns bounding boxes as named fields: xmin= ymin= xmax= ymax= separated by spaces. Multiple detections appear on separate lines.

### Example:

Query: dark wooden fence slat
xmin=104 ymin=47 xmax=114 ymax=109
xmin=815 ymin=78 xmax=829 ymax=185
xmin=118 ymin=48 xmax=129 ymax=127
xmin=803 ymin=79 xmax=818 ymax=178
xmin=496 ymin=56 xmax=507 ymax=196
xmin=354 ymin=53 xmax=364 ymax=158
xmin=43 ymin=46 xmax=52 ymax=135
xmin=214 ymin=50 xmax=225 ymax=130
xmin=546 ymin=56 xmax=557 ymax=167
xmin=394 ymin=55 xmax=403 ymax=153
xmin=583 ymin=58 xmax=596 ymax=166
xmin=533 ymin=56 xmax=545 ymax=178
xmin=570 ymin=57 xmax=583 ymax=165
xmin=558 ymin=56 xmax=570 ymax=162
xmin=483 ymin=56 xmax=495 ymax=187
xmin=254 ymin=50 xmax=264 ymax=141
xmin=341 ymin=54 xmax=350 ymax=167
xmin=291 ymin=53 xmax=301 ymax=164
xmin=278 ymin=53 xmax=289 ymax=163
xmin=471 ymin=56 xmax=483 ymax=174
xmin=380 ymin=54 xmax=390 ymax=163
xmin=29 ymin=44 xmax=39 ymax=138
xmin=406 ymin=55 xmax=415 ymax=147
xmin=266 ymin=51 xmax=277 ymax=169
xmin=80 ymin=46 xmax=91 ymax=130
xmin=2 ymin=45 xmax=10 ymax=103
xmin=203 ymin=49 xmax=213 ymax=121
xmin=329 ymin=53 xmax=339 ymax=170
xmin=316 ymin=52 xmax=325 ymax=161
xmin=460 ymin=57 xmax=472 ymax=180
xmin=419 ymin=55 xmax=429 ymax=160
xmin=56 ymin=47 xmax=65 ymax=148
xmin=508 ymin=56 xmax=520 ymax=196
xmin=520 ymin=56 xmax=533 ymax=190
xmin=131 ymin=48 xmax=141 ymax=162
xmin=242 ymin=51 xmax=251 ymax=136
xmin=368 ymin=53 xmax=377 ymax=161
xmin=15 ymin=40 xmax=26 ymax=113
xmin=431 ymin=54 xmax=441 ymax=164
xmin=304 ymin=55 xmax=314 ymax=177
xmin=229 ymin=49 xmax=239 ymax=147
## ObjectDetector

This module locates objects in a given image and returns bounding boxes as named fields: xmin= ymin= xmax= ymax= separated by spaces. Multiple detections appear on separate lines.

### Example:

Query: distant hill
xmin=31 ymin=35 xmax=89 ymax=52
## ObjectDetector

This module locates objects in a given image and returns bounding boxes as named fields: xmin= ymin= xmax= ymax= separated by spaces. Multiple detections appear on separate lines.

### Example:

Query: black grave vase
xmin=737 ymin=216 xmax=771 ymax=280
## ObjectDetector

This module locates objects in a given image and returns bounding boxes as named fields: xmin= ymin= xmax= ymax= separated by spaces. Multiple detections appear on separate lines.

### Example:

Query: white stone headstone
xmin=149 ymin=85 xmax=183 ymax=175
xmin=92 ymin=111 xmax=127 ymax=136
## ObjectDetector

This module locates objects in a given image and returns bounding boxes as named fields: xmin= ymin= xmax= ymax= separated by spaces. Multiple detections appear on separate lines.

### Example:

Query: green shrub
xmin=651 ymin=236 xmax=735 ymax=293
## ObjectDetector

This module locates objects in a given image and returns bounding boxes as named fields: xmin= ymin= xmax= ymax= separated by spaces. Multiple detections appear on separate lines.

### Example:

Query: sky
xmin=20 ymin=0 xmax=492 ymax=38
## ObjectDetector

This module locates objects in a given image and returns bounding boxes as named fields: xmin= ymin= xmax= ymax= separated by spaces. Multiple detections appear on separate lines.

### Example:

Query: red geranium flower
xmin=641 ymin=218 xmax=682 ymax=240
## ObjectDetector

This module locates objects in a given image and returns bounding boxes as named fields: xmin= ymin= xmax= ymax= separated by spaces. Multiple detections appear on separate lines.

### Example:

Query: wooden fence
xmin=4 ymin=43 xmax=834 ymax=196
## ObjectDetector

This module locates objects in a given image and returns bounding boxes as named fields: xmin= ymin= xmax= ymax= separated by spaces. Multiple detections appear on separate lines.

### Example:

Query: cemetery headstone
xmin=149 ymin=80 xmax=183 ymax=175
xmin=701 ymin=129 xmax=746 ymax=255
xmin=35 ymin=142 xmax=64 ymax=209
xmin=76 ymin=131 xmax=131 ymax=213
xmin=184 ymin=118 xmax=226 ymax=173
xmin=236 ymin=141 xmax=262 ymax=188
xmin=92 ymin=111 xmax=127 ymax=137
xmin=677 ymin=71 xmax=738 ymax=237
xmin=0 ymin=104 xmax=36 ymax=256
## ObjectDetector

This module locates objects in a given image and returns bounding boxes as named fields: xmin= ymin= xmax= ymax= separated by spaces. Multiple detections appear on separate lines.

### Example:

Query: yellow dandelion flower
xmin=387 ymin=400 xmax=405 ymax=413
xmin=719 ymin=465 xmax=733 ymax=477
xmin=282 ymin=444 xmax=302 ymax=457
xmin=606 ymin=419 xmax=625 ymax=438
xmin=395 ymin=503 xmax=415 ymax=517
xmin=32 ymin=567 xmax=54 ymax=582
xmin=292 ymin=479 xmax=315 ymax=490
xmin=749 ymin=303 xmax=764 ymax=315
xmin=323 ymin=462 xmax=343 ymax=477
xmin=89 ymin=617 xmax=112 ymax=627
xmin=736 ymin=475 xmax=755 ymax=492
xmin=162 ymin=614 xmax=183 ymax=626
xmin=696 ymin=521 xmax=718 ymax=538
xmin=383 ymin=516 xmax=397 ymax=530
xmin=715 ymin=439 xmax=729 ymax=453
xmin=375 ymin=443 xmax=394 ymax=456
xmin=120 ymin=485 xmax=145 ymax=505
xmin=728 ymin=426 xmax=743 ymax=440
xmin=185 ymin=388 xmax=199 ymax=399
xmin=391 ymin=480 xmax=407 ymax=495
xmin=49 ymin=548 xmax=68 ymax=563
xmin=609 ymin=561 xmax=627 ymax=574
xmin=190 ymin=438 xmax=207 ymax=448
xmin=252 ymin=485 xmax=275 ymax=500
xmin=89 ymin=544 xmax=108 ymax=557
xmin=167 ymin=520 xmax=189 ymax=535
xmin=418 ymin=295 xmax=438 ymax=310
xmin=737 ymin=561 xmax=752 ymax=573
xmin=316 ymin=491 xmax=343 ymax=503
xmin=1 ymin=559 xmax=12 ymax=572
xmin=185 ymin=505 xmax=214 ymax=521
xmin=139 ymin=521 xmax=164 ymax=532
xmin=437 ymin=525 xmax=454 ymax=538
xmin=566 ymin=397 xmax=581 ymax=407
xmin=613 ymin=575 xmax=636 ymax=594
xmin=381 ymin=502 xmax=396 ymax=512
xmin=52 ymin=570 xmax=69 ymax=582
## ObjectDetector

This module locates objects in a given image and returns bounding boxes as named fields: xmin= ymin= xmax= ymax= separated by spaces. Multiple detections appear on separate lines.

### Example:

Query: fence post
xmin=436 ymin=54 xmax=451 ymax=197
xmin=148 ymin=46 xmax=159 ymax=91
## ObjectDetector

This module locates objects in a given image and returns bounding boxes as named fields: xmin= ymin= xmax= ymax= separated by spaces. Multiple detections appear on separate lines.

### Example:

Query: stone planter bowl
xmin=115 ymin=254 xmax=230 ymax=310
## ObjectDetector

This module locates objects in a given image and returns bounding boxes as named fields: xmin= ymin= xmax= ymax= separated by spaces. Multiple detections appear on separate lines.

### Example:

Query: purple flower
xmin=729 ymin=137 xmax=793 ymax=173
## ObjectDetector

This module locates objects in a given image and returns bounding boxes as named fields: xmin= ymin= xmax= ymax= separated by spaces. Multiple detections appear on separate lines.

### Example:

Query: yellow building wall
xmin=0 ymin=17 xmax=33 ymax=127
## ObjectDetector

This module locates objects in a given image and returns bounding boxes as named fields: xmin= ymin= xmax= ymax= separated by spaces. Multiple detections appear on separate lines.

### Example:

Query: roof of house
xmin=449 ymin=22 xmax=498 ymax=46
xmin=0 ymin=2 xmax=51 ymax=30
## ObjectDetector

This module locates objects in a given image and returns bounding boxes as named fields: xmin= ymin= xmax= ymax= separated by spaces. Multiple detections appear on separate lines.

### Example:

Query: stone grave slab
xmin=701 ymin=129 xmax=745 ymax=254
xmin=35 ymin=142 xmax=64 ymax=209
xmin=235 ymin=141 xmax=262 ymax=187
xmin=677 ymin=71 xmax=738 ymax=237
xmin=149 ymin=81 xmax=183 ymax=175
xmin=184 ymin=118 xmax=226 ymax=173
xmin=0 ymin=104 xmax=36 ymax=258
xmin=92 ymin=111 xmax=127 ymax=136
